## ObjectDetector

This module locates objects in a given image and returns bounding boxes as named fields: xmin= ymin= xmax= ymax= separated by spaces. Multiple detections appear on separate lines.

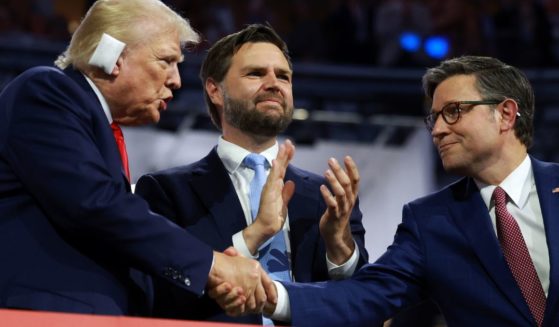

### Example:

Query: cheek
xmin=237 ymin=81 xmax=261 ymax=96
xmin=136 ymin=67 xmax=166 ymax=92
xmin=285 ymin=92 xmax=294 ymax=105
xmin=461 ymin=132 xmax=495 ymax=157
xmin=281 ymin=85 xmax=293 ymax=98
xmin=129 ymin=80 xmax=160 ymax=104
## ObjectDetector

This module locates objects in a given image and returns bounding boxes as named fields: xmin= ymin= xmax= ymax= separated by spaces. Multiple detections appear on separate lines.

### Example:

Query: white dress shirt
xmin=84 ymin=74 xmax=113 ymax=124
xmin=216 ymin=137 xmax=360 ymax=319
xmin=476 ymin=155 xmax=550 ymax=296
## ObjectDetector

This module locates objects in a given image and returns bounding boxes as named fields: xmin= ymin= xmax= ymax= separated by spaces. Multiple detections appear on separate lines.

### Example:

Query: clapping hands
xmin=319 ymin=156 xmax=360 ymax=264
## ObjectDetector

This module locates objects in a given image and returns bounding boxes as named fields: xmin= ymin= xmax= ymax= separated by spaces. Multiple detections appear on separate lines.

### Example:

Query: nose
xmin=166 ymin=63 xmax=181 ymax=90
xmin=262 ymin=71 xmax=280 ymax=92
xmin=431 ymin=113 xmax=449 ymax=137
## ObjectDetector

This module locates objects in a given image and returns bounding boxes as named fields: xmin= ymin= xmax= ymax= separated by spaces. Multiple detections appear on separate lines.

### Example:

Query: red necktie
xmin=110 ymin=122 xmax=131 ymax=182
xmin=493 ymin=186 xmax=546 ymax=326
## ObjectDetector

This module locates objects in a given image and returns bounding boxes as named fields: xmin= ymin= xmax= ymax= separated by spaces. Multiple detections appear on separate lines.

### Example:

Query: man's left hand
xmin=319 ymin=156 xmax=359 ymax=264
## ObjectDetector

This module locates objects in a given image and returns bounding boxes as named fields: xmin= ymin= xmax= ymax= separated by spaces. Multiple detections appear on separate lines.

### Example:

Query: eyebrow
xmin=430 ymin=101 xmax=457 ymax=113
xmin=243 ymin=65 xmax=292 ymax=75
xmin=275 ymin=67 xmax=292 ymax=75
xmin=155 ymin=48 xmax=184 ymax=63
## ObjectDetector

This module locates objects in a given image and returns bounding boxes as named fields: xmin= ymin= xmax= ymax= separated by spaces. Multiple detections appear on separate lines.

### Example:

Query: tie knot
xmin=493 ymin=186 xmax=507 ymax=206
xmin=244 ymin=153 xmax=268 ymax=170
xmin=111 ymin=122 xmax=123 ymax=137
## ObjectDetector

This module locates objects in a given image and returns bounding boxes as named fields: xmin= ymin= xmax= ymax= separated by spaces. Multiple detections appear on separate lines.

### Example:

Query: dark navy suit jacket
xmin=0 ymin=67 xmax=213 ymax=315
xmin=285 ymin=157 xmax=559 ymax=327
xmin=135 ymin=148 xmax=369 ymax=323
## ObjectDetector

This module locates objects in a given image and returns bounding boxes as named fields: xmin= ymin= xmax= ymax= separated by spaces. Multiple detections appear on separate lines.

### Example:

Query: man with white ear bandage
xmin=0 ymin=0 xmax=284 ymax=316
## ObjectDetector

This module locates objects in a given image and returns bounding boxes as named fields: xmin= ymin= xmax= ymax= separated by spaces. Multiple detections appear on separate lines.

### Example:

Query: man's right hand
xmin=208 ymin=248 xmax=277 ymax=315
xmin=242 ymin=140 xmax=296 ymax=254
xmin=208 ymin=250 xmax=269 ymax=312
xmin=208 ymin=272 xmax=279 ymax=317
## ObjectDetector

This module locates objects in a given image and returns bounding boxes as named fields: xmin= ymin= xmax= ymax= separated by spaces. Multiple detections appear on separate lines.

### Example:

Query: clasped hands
xmin=207 ymin=140 xmax=360 ymax=317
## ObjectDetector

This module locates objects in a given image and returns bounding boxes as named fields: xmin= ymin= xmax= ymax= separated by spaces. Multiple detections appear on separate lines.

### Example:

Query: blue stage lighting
xmin=400 ymin=32 xmax=421 ymax=52
xmin=425 ymin=36 xmax=449 ymax=59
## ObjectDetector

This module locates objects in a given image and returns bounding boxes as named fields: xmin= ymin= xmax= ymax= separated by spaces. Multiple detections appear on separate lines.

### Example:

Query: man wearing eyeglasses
xmin=211 ymin=55 xmax=559 ymax=326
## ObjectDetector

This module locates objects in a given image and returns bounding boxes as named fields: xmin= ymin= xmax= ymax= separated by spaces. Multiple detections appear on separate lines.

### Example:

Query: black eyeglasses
xmin=424 ymin=100 xmax=504 ymax=132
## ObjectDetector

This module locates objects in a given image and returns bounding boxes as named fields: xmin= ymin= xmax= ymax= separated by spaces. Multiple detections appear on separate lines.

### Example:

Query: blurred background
xmin=1 ymin=1 xmax=559 ymax=325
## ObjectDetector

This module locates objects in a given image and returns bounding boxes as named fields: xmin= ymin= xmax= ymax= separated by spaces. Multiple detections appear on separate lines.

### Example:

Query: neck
xmin=88 ymin=67 xmax=128 ymax=112
xmin=222 ymin=127 xmax=277 ymax=153
xmin=474 ymin=143 xmax=528 ymax=185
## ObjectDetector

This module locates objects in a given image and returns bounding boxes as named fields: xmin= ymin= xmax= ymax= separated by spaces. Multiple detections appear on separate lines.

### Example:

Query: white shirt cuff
xmin=268 ymin=281 xmax=291 ymax=322
xmin=326 ymin=240 xmax=360 ymax=280
xmin=232 ymin=230 xmax=258 ymax=259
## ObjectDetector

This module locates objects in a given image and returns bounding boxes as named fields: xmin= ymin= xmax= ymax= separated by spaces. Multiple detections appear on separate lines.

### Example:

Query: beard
xmin=222 ymin=91 xmax=293 ymax=137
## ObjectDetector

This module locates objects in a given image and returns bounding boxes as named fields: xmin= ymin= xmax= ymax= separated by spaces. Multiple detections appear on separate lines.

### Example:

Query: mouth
xmin=160 ymin=96 xmax=173 ymax=111
xmin=259 ymin=100 xmax=281 ymax=107
xmin=438 ymin=141 xmax=457 ymax=154
xmin=256 ymin=98 xmax=285 ymax=111
xmin=255 ymin=93 xmax=284 ymax=106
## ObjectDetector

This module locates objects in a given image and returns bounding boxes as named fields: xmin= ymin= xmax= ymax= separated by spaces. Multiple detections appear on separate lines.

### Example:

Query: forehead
xmin=433 ymin=74 xmax=480 ymax=106
xmin=230 ymin=42 xmax=291 ymax=70
xmin=131 ymin=29 xmax=182 ymax=57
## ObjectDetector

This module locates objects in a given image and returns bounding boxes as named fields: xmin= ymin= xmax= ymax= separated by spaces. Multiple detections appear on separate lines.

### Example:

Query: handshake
xmin=208 ymin=247 xmax=279 ymax=317
xmin=205 ymin=139 xmax=360 ymax=319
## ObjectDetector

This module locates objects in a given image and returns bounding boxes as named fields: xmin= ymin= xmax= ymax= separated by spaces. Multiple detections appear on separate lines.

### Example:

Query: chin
xmin=442 ymin=161 xmax=470 ymax=176
xmin=147 ymin=111 xmax=161 ymax=124
xmin=130 ymin=116 xmax=158 ymax=126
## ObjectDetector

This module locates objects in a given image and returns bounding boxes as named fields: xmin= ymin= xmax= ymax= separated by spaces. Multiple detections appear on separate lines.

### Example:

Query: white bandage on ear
xmin=88 ymin=33 xmax=126 ymax=74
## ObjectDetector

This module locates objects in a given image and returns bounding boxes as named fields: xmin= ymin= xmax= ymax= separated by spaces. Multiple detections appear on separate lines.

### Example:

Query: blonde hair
xmin=55 ymin=0 xmax=199 ymax=71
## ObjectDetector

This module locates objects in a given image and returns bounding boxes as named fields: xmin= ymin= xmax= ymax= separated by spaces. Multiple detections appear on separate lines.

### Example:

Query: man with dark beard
xmin=135 ymin=24 xmax=368 ymax=324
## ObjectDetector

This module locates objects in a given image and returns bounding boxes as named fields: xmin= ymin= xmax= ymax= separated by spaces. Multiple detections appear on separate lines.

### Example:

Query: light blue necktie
xmin=243 ymin=153 xmax=291 ymax=326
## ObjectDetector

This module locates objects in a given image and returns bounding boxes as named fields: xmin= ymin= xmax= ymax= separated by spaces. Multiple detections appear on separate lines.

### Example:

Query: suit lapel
xmin=449 ymin=177 xmax=533 ymax=323
xmin=189 ymin=148 xmax=247 ymax=242
xmin=532 ymin=158 xmax=559 ymax=323
xmin=64 ymin=68 xmax=130 ymax=190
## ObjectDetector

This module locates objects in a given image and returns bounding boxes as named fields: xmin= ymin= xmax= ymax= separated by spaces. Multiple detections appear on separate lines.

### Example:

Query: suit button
xmin=184 ymin=278 xmax=191 ymax=286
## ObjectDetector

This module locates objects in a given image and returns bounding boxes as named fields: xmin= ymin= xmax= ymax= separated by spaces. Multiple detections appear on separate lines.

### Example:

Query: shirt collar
xmin=216 ymin=137 xmax=278 ymax=173
xmin=83 ymin=74 xmax=113 ymax=124
xmin=476 ymin=155 xmax=532 ymax=209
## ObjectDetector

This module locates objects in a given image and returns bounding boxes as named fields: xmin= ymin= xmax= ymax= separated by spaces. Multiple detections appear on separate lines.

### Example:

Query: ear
xmin=205 ymin=78 xmax=224 ymax=108
xmin=499 ymin=98 xmax=519 ymax=131
xmin=110 ymin=56 xmax=124 ymax=77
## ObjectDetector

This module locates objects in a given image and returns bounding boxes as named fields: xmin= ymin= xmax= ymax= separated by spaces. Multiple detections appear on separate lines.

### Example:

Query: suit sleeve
xmin=285 ymin=203 xmax=426 ymax=327
xmin=348 ymin=197 xmax=369 ymax=268
xmin=135 ymin=174 xmax=180 ymax=223
xmin=1 ymin=69 xmax=213 ymax=296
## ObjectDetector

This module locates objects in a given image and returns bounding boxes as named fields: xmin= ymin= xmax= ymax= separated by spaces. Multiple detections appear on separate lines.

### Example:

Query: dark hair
xmin=199 ymin=23 xmax=291 ymax=130
xmin=422 ymin=55 xmax=534 ymax=148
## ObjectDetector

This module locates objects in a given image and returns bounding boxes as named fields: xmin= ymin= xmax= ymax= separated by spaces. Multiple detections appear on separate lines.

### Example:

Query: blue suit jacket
xmin=0 ymin=67 xmax=213 ymax=315
xmin=285 ymin=157 xmax=559 ymax=327
xmin=135 ymin=148 xmax=369 ymax=323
